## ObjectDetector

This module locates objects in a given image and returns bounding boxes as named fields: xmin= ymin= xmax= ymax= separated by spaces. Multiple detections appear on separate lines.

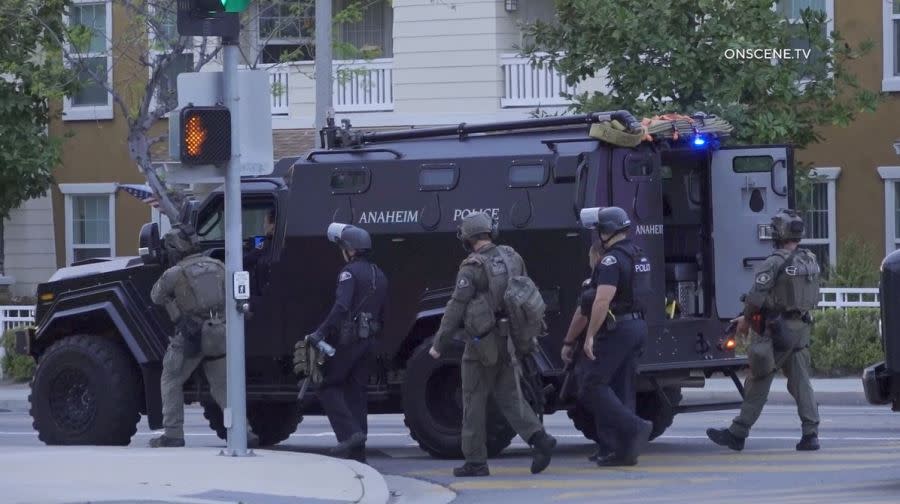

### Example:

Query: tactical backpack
xmin=770 ymin=248 xmax=821 ymax=314
xmin=478 ymin=246 xmax=546 ymax=355
xmin=174 ymin=255 xmax=227 ymax=318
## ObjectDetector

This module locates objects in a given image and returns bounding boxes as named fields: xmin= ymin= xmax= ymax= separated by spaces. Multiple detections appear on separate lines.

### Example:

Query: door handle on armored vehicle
xmin=770 ymin=159 xmax=788 ymax=197
xmin=573 ymin=158 xmax=588 ymax=218
xmin=742 ymin=257 xmax=767 ymax=268
xmin=306 ymin=148 xmax=403 ymax=162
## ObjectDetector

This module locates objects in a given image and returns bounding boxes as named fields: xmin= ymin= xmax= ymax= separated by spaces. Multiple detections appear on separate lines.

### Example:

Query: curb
xmin=342 ymin=458 xmax=391 ymax=504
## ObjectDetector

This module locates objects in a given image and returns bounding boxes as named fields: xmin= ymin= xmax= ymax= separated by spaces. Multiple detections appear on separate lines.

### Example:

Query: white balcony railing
xmin=818 ymin=288 xmax=881 ymax=309
xmin=333 ymin=58 xmax=394 ymax=112
xmin=501 ymin=54 xmax=575 ymax=108
xmin=0 ymin=306 xmax=35 ymax=333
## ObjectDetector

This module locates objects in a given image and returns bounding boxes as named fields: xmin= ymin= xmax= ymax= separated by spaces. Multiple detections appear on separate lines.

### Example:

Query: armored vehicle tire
xmin=637 ymin=387 xmax=683 ymax=440
xmin=29 ymin=335 xmax=142 ymax=445
xmin=402 ymin=339 xmax=518 ymax=459
xmin=202 ymin=400 xmax=303 ymax=446
xmin=567 ymin=387 xmax=682 ymax=442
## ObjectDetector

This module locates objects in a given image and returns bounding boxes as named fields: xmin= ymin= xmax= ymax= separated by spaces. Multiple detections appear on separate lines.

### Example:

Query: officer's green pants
xmin=729 ymin=329 xmax=820 ymax=439
xmin=461 ymin=356 xmax=543 ymax=464
xmin=160 ymin=331 xmax=229 ymax=439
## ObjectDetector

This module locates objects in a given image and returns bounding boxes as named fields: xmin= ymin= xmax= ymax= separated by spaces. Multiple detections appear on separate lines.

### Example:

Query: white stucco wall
xmin=2 ymin=195 xmax=58 ymax=299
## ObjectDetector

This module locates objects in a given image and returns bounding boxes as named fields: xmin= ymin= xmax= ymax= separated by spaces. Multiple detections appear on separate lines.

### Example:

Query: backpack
xmin=174 ymin=255 xmax=226 ymax=317
xmin=493 ymin=247 xmax=547 ymax=355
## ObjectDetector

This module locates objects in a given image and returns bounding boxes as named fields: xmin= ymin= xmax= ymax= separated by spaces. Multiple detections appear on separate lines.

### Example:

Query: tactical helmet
xmin=582 ymin=206 xmax=631 ymax=236
xmin=163 ymin=225 xmax=199 ymax=257
xmin=771 ymin=209 xmax=805 ymax=242
xmin=457 ymin=212 xmax=498 ymax=242
xmin=326 ymin=223 xmax=372 ymax=251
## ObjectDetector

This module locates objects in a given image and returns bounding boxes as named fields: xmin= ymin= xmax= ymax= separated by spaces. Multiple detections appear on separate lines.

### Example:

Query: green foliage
xmin=825 ymin=236 xmax=881 ymax=287
xmin=810 ymin=309 xmax=882 ymax=376
xmin=1 ymin=329 xmax=35 ymax=383
xmin=523 ymin=0 xmax=879 ymax=151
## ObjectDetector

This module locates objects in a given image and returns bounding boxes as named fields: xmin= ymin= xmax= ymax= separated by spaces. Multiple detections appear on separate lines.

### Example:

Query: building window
xmin=775 ymin=0 xmax=834 ymax=80
xmin=60 ymin=183 xmax=117 ymax=266
xmin=884 ymin=0 xmax=900 ymax=91
xmin=256 ymin=0 xmax=392 ymax=63
xmin=148 ymin=5 xmax=197 ymax=115
xmin=880 ymin=167 xmax=900 ymax=255
xmin=64 ymin=0 xmax=113 ymax=121
xmin=801 ymin=167 xmax=840 ymax=268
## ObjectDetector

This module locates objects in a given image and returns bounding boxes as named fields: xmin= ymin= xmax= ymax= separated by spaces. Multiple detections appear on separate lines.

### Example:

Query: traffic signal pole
xmin=221 ymin=35 xmax=250 ymax=457
xmin=314 ymin=0 xmax=333 ymax=143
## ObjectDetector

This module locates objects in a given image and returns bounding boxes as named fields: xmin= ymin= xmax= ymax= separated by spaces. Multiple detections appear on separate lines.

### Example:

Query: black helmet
xmin=457 ymin=212 xmax=498 ymax=242
xmin=580 ymin=206 xmax=631 ymax=235
xmin=327 ymin=223 xmax=372 ymax=251
xmin=771 ymin=209 xmax=804 ymax=242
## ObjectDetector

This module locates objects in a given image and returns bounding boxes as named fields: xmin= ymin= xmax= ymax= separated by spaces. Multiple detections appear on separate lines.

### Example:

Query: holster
xmin=338 ymin=312 xmax=382 ymax=345
xmin=178 ymin=317 xmax=203 ymax=358
xmin=766 ymin=315 xmax=802 ymax=352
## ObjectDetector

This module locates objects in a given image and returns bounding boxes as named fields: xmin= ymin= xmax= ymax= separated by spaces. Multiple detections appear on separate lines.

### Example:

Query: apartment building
xmin=1 ymin=0 xmax=897 ymax=297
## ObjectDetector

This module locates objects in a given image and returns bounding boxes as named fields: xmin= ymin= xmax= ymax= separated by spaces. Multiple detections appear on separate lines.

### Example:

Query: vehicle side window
xmin=733 ymin=156 xmax=773 ymax=173
xmin=508 ymin=162 xmax=548 ymax=188
xmin=331 ymin=168 xmax=371 ymax=194
xmin=419 ymin=164 xmax=458 ymax=191
xmin=196 ymin=202 xmax=276 ymax=242
xmin=624 ymin=152 xmax=655 ymax=180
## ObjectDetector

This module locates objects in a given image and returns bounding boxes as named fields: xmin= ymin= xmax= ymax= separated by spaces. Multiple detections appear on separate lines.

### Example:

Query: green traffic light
xmin=222 ymin=0 xmax=251 ymax=13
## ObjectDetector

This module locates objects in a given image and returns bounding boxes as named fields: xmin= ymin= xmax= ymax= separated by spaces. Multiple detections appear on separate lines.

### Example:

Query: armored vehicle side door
xmin=710 ymin=146 xmax=792 ymax=319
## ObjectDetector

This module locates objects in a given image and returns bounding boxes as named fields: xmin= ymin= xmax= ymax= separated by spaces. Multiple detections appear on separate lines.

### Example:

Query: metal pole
xmin=314 ymin=0 xmax=333 ymax=143
xmin=221 ymin=37 xmax=249 ymax=457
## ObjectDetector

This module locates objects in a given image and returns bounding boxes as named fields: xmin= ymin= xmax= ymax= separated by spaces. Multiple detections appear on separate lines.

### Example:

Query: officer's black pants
xmin=577 ymin=319 xmax=647 ymax=454
xmin=320 ymin=338 xmax=373 ymax=443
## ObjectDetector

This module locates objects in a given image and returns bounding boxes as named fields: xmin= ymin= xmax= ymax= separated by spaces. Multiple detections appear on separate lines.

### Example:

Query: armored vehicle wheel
xmin=637 ymin=387 xmax=682 ymax=440
xmin=402 ymin=339 xmax=516 ymax=459
xmin=29 ymin=335 xmax=141 ymax=445
xmin=202 ymin=401 xmax=303 ymax=446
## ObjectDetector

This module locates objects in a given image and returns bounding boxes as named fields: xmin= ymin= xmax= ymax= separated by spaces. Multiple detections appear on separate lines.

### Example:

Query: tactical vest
xmin=768 ymin=248 xmax=821 ymax=313
xmin=172 ymin=254 xmax=226 ymax=319
xmin=607 ymin=241 xmax=652 ymax=315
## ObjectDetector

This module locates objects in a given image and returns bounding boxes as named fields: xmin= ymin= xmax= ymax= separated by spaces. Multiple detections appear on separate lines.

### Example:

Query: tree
xmin=0 ymin=0 xmax=77 ymax=277
xmin=523 ymin=0 xmax=879 ymax=151
xmin=17 ymin=0 xmax=371 ymax=223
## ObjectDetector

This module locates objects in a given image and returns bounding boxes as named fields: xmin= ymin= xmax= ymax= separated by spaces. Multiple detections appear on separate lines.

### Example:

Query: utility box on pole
xmin=167 ymin=70 xmax=274 ymax=184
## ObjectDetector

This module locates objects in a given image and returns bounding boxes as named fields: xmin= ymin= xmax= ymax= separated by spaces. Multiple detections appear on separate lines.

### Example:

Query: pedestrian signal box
xmin=178 ymin=106 xmax=231 ymax=165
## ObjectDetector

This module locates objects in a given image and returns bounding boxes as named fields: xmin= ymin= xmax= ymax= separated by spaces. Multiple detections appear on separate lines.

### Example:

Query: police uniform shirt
xmin=316 ymin=257 xmax=388 ymax=339
xmin=591 ymin=240 xmax=639 ymax=316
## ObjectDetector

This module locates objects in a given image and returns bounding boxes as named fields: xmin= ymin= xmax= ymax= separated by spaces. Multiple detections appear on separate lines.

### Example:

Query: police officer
xmin=561 ymin=239 xmax=636 ymax=462
xmin=569 ymin=207 xmax=652 ymax=467
xmin=429 ymin=212 xmax=557 ymax=477
xmin=303 ymin=223 xmax=388 ymax=462
xmin=707 ymin=209 xmax=821 ymax=452
xmin=148 ymin=225 xmax=258 ymax=448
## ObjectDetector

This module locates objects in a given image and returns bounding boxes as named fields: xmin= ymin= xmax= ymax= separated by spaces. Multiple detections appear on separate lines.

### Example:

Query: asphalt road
xmin=2 ymin=405 xmax=900 ymax=504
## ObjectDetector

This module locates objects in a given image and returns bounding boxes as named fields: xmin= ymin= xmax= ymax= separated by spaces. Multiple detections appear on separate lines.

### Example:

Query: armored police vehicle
xmin=862 ymin=251 xmax=900 ymax=411
xmin=19 ymin=111 xmax=796 ymax=456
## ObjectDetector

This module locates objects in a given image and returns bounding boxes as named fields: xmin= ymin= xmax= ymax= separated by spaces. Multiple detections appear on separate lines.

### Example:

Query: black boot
xmin=587 ymin=445 xmax=612 ymax=462
xmin=596 ymin=453 xmax=636 ymax=467
xmin=796 ymin=434 xmax=820 ymax=451
xmin=148 ymin=435 xmax=185 ymax=448
xmin=620 ymin=420 xmax=652 ymax=463
xmin=350 ymin=445 xmax=367 ymax=463
xmin=453 ymin=462 xmax=490 ymax=477
xmin=329 ymin=432 xmax=367 ymax=459
xmin=529 ymin=430 xmax=557 ymax=474
xmin=706 ymin=428 xmax=745 ymax=451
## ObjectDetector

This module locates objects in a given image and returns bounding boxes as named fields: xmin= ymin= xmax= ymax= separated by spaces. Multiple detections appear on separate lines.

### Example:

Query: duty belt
xmin=612 ymin=312 xmax=644 ymax=321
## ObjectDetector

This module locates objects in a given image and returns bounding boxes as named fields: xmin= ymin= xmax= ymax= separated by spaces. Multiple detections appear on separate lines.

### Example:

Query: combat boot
xmin=529 ymin=430 xmax=557 ymax=474
xmin=796 ymin=434 xmax=820 ymax=451
xmin=329 ymin=432 xmax=367 ymax=459
xmin=453 ymin=462 xmax=490 ymax=477
xmin=148 ymin=435 xmax=185 ymax=448
xmin=620 ymin=420 xmax=652 ymax=464
xmin=595 ymin=453 xmax=637 ymax=467
xmin=706 ymin=428 xmax=745 ymax=451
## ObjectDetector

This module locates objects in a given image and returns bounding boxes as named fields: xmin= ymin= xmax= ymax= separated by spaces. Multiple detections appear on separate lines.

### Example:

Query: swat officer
xmin=148 ymin=225 xmax=258 ymax=448
xmin=707 ymin=209 xmax=821 ymax=452
xmin=573 ymin=207 xmax=652 ymax=467
xmin=429 ymin=212 xmax=557 ymax=478
xmin=561 ymin=239 xmax=636 ymax=462
xmin=301 ymin=223 xmax=388 ymax=462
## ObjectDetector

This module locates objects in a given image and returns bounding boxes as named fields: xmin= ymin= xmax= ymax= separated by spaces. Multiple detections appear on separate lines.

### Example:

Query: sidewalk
xmin=0 ymin=446 xmax=391 ymax=504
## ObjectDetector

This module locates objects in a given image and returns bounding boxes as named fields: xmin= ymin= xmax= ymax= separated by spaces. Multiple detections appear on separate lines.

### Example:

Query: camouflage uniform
xmin=708 ymin=210 xmax=821 ymax=451
xmin=432 ymin=213 xmax=556 ymax=477
xmin=149 ymin=227 xmax=256 ymax=447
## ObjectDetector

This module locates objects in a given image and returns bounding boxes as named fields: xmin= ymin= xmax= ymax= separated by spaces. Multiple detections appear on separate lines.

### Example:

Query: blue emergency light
xmin=692 ymin=135 xmax=707 ymax=147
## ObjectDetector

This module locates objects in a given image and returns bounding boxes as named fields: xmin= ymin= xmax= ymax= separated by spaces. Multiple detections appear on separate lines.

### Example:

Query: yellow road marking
xmin=449 ymin=478 xmax=669 ymax=491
